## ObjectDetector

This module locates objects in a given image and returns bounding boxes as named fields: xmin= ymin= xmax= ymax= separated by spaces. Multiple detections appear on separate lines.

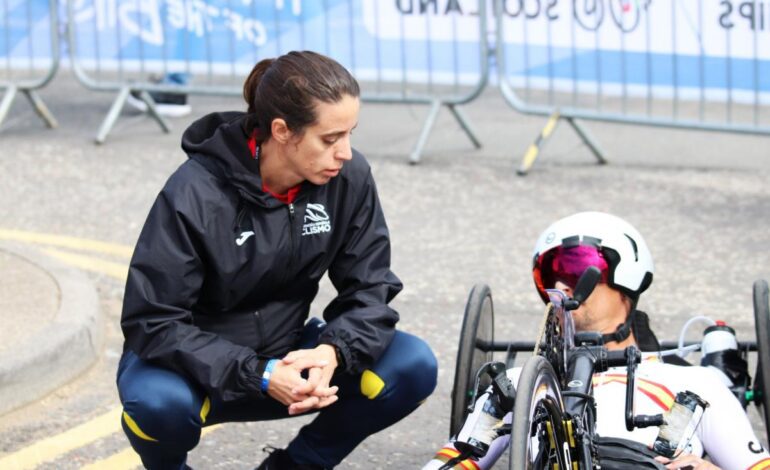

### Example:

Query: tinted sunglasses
xmin=534 ymin=244 xmax=609 ymax=301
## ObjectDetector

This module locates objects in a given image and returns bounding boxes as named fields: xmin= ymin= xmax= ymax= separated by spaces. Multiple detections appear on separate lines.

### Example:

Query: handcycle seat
xmin=594 ymin=435 xmax=666 ymax=469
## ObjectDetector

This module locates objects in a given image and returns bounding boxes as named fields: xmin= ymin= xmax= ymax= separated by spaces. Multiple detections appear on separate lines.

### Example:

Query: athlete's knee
xmin=370 ymin=332 xmax=437 ymax=402
xmin=120 ymin=375 xmax=207 ymax=449
xmin=397 ymin=333 xmax=438 ymax=400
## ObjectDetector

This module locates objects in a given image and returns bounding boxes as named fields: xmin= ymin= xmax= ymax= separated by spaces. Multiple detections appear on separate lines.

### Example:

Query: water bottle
xmin=652 ymin=391 xmax=709 ymax=458
xmin=700 ymin=320 xmax=750 ymax=407
xmin=454 ymin=391 xmax=506 ymax=458
xmin=700 ymin=321 xmax=738 ymax=386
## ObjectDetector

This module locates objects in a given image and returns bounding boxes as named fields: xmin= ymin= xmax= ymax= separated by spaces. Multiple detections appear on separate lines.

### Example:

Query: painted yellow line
xmin=42 ymin=247 xmax=128 ymax=282
xmin=0 ymin=406 xmax=222 ymax=470
xmin=0 ymin=407 xmax=122 ymax=470
xmin=79 ymin=446 xmax=143 ymax=470
xmin=0 ymin=228 xmax=134 ymax=259
xmin=81 ymin=426 xmax=221 ymax=470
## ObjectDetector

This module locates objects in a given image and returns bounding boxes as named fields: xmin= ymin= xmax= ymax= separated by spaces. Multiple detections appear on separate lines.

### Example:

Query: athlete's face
xmin=285 ymin=94 xmax=359 ymax=186
xmin=554 ymin=281 xmax=630 ymax=335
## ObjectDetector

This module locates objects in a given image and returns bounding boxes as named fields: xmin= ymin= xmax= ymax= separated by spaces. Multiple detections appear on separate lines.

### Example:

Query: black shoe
xmin=126 ymin=73 xmax=192 ymax=117
xmin=255 ymin=447 xmax=328 ymax=470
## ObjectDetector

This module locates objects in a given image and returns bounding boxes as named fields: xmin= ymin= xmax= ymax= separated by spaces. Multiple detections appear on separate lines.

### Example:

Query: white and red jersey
xmin=591 ymin=356 xmax=770 ymax=470
xmin=425 ymin=356 xmax=770 ymax=470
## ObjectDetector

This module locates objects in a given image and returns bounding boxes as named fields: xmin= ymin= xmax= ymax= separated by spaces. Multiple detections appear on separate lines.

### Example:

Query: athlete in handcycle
xmin=425 ymin=211 xmax=770 ymax=470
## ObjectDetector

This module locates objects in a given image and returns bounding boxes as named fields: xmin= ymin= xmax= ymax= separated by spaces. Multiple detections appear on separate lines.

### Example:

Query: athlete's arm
xmin=689 ymin=368 xmax=770 ymax=470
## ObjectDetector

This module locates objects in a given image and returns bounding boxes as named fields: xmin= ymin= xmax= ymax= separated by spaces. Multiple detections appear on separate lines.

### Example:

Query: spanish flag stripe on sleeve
xmin=462 ymin=459 xmax=481 ymax=470
xmin=748 ymin=457 xmax=770 ymax=470
xmin=436 ymin=447 xmax=460 ymax=460
xmin=433 ymin=447 xmax=481 ymax=470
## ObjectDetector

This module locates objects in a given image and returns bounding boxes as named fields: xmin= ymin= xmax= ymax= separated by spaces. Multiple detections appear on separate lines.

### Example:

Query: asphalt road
xmin=1 ymin=71 xmax=769 ymax=468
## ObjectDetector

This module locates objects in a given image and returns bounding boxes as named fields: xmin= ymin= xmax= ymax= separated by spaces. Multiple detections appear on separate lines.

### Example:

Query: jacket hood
xmin=182 ymin=111 xmax=278 ymax=207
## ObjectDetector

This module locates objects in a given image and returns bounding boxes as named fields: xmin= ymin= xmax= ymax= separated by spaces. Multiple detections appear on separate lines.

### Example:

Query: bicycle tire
xmin=509 ymin=355 xmax=571 ymax=470
xmin=753 ymin=279 xmax=770 ymax=448
xmin=449 ymin=283 xmax=495 ymax=437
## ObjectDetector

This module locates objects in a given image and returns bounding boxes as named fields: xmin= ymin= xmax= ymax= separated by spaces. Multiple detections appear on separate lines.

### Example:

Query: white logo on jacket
xmin=235 ymin=231 xmax=255 ymax=246
xmin=302 ymin=203 xmax=331 ymax=236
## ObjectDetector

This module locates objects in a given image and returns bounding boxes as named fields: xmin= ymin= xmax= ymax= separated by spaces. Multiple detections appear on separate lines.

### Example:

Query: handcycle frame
xmin=450 ymin=277 xmax=770 ymax=468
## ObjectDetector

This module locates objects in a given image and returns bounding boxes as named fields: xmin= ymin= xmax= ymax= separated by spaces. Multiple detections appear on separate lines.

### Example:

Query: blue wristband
xmin=261 ymin=359 xmax=278 ymax=393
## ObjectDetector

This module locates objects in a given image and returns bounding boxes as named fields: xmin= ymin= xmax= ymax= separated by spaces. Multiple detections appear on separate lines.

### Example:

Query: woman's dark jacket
xmin=120 ymin=112 xmax=402 ymax=402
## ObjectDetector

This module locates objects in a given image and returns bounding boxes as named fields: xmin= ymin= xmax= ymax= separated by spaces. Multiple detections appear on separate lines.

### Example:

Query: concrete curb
xmin=0 ymin=241 xmax=102 ymax=416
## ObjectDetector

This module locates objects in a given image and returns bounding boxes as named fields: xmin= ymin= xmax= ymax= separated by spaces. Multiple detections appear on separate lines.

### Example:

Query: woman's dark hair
xmin=243 ymin=50 xmax=360 ymax=137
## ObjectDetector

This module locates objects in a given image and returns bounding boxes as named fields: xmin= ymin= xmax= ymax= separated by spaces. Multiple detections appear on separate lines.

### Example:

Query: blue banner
xmin=2 ymin=0 xmax=768 ymax=100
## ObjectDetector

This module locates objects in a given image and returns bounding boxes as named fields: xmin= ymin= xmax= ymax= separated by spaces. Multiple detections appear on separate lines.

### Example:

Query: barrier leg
xmin=96 ymin=87 xmax=171 ymax=144
xmin=0 ymin=85 xmax=19 ymax=130
xmin=96 ymin=86 xmax=131 ymax=144
xmin=22 ymin=89 xmax=58 ymax=129
xmin=566 ymin=117 xmax=607 ymax=165
xmin=517 ymin=110 xmax=561 ymax=176
xmin=136 ymin=90 xmax=171 ymax=134
xmin=447 ymin=104 xmax=482 ymax=149
xmin=409 ymin=100 xmax=442 ymax=165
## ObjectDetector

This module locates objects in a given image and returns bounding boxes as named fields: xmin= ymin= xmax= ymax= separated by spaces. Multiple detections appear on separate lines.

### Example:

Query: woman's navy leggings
xmin=117 ymin=320 xmax=437 ymax=469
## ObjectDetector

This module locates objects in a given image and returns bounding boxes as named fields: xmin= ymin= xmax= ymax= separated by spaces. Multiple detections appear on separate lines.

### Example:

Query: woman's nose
xmin=334 ymin=135 xmax=353 ymax=161
xmin=335 ymin=147 xmax=352 ymax=161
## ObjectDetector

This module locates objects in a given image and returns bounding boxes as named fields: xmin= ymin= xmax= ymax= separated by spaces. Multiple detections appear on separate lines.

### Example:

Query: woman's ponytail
xmin=243 ymin=58 xmax=273 ymax=114
xmin=242 ymin=51 xmax=359 ymax=139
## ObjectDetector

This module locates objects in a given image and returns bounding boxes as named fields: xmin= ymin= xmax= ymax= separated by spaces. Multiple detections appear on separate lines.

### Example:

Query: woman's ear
xmin=271 ymin=118 xmax=291 ymax=144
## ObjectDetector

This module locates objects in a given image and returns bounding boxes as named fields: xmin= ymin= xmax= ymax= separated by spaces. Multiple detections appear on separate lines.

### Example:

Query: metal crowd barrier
xmin=66 ymin=0 xmax=489 ymax=160
xmin=494 ymin=0 xmax=770 ymax=174
xmin=0 ymin=0 xmax=59 ymax=131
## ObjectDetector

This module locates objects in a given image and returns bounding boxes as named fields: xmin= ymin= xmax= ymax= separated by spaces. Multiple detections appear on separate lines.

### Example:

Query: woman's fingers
xmin=287 ymin=393 xmax=339 ymax=415
xmin=659 ymin=453 xmax=721 ymax=470
xmin=288 ymin=395 xmax=320 ymax=415
xmin=281 ymin=349 xmax=311 ymax=365
xmin=285 ymin=356 xmax=329 ymax=371
xmin=273 ymin=345 xmax=341 ymax=413
xmin=292 ymin=372 xmax=338 ymax=398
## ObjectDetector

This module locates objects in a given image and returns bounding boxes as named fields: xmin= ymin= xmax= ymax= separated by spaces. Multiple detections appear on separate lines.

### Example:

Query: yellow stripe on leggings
xmin=122 ymin=411 xmax=157 ymax=442
xmin=200 ymin=396 xmax=211 ymax=423
xmin=82 ymin=425 xmax=222 ymax=470
xmin=360 ymin=370 xmax=385 ymax=399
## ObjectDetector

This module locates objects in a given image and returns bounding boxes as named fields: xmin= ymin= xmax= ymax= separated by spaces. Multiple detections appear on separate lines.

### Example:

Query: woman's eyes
xmin=323 ymin=131 xmax=353 ymax=145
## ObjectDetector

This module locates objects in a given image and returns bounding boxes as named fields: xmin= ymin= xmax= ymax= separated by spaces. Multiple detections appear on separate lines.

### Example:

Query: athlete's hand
xmin=269 ymin=345 xmax=339 ymax=415
xmin=655 ymin=454 xmax=721 ymax=469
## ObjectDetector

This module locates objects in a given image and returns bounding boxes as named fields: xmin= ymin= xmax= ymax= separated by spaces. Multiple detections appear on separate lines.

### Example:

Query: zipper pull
xmin=288 ymin=203 xmax=295 ymax=218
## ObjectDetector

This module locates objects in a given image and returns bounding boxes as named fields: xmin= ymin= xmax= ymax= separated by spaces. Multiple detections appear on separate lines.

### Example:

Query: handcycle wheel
xmin=753 ymin=279 xmax=770 ymax=447
xmin=509 ymin=355 xmax=570 ymax=470
xmin=449 ymin=283 xmax=494 ymax=437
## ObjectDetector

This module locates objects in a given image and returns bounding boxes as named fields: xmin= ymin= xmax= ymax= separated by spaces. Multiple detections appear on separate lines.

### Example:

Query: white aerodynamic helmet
xmin=532 ymin=211 xmax=654 ymax=303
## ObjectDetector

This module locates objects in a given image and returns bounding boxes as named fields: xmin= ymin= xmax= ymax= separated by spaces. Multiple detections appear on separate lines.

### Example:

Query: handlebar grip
xmin=600 ymin=348 xmax=640 ymax=371
xmin=604 ymin=350 xmax=628 ymax=368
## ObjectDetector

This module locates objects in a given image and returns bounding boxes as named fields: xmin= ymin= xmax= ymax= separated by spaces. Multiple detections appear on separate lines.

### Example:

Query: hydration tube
xmin=663 ymin=315 xmax=718 ymax=358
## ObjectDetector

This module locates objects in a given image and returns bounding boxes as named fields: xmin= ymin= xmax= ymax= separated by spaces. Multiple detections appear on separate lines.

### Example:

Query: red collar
xmin=249 ymin=133 xmax=300 ymax=204
xmin=262 ymin=183 xmax=300 ymax=204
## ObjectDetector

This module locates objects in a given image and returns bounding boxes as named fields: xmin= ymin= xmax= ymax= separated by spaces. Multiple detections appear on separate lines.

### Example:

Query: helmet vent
xmin=624 ymin=234 xmax=639 ymax=261
xmin=561 ymin=235 xmax=580 ymax=248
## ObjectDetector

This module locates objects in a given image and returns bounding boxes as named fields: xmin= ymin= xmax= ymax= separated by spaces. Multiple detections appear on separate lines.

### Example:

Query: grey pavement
xmin=0 ymin=240 xmax=101 ymax=416
xmin=0 ymin=70 xmax=769 ymax=468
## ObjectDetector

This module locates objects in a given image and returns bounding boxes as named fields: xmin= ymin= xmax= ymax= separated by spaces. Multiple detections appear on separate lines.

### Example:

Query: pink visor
xmin=534 ymin=244 xmax=609 ymax=302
